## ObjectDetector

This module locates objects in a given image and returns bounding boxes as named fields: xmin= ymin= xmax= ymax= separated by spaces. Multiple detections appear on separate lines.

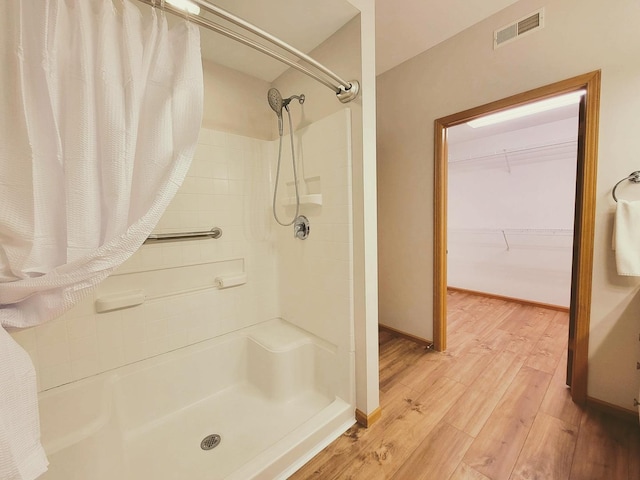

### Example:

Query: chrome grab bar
xmin=144 ymin=227 xmax=222 ymax=244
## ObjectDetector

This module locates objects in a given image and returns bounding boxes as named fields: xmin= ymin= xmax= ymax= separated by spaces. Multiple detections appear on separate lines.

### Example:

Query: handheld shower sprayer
xmin=267 ymin=88 xmax=305 ymax=136
xmin=267 ymin=88 xmax=307 ymax=235
xmin=267 ymin=88 xmax=284 ymax=136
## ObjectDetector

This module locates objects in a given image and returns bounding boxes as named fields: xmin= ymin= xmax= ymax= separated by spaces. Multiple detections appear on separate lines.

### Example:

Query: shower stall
xmin=5 ymin=0 xmax=378 ymax=479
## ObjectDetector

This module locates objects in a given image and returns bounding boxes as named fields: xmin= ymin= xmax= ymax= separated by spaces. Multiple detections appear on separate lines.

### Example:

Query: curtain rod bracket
xmin=337 ymin=80 xmax=360 ymax=103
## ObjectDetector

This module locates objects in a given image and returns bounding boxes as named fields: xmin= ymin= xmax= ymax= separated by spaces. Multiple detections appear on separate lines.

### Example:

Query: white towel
xmin=613 ymin=199 xmax=640 ymax=276
xmin=0 ymin=329 xmax=49 ymax=480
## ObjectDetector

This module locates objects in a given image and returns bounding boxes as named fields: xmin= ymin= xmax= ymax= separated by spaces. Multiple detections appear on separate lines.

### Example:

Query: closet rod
xmin=449 ymin=139 xmax=576 ymax=165
xmin=449 ymin=228 xmax=573 ymax=236
xmin=137 ymin=0 xmax=360 ymax=103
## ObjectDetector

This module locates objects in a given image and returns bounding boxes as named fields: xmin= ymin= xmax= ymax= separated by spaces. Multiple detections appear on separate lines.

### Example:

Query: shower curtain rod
xmin=137 ymin=0 xmax=360 ymax=103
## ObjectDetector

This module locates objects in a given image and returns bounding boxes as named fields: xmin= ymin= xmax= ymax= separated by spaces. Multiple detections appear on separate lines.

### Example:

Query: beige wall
xmin=271 ymin=18 xmax=362 ymax=134
xmin=202 ymin=59 xmax=271 ymax=139
xmin=377 ymin=0 xmax=640 ymax=410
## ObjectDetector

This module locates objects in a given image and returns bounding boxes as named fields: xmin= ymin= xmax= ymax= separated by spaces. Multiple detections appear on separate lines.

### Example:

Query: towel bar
xmin=612 ymin=171 xmax=640 ymax=202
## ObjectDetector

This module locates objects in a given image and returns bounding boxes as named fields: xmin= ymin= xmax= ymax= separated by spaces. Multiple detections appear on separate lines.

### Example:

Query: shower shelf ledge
xmin=284 ymin=194 xmax=323 ymax=207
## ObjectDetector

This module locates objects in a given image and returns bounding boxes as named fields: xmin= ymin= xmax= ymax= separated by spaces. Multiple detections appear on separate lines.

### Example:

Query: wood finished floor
xmin=289 ymin=291 xmax=640 ymax=480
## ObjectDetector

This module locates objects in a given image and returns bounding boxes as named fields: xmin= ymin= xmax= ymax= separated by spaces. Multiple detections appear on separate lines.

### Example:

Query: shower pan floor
xmin=38 ymin=319 xmax=354 ymax=480
xmin=124 ymin=383 xmax=333 ymax=480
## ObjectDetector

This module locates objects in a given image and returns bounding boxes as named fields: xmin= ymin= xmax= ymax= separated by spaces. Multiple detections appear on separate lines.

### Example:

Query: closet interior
xmin=446 ymin=103 xmax=580 ymax=308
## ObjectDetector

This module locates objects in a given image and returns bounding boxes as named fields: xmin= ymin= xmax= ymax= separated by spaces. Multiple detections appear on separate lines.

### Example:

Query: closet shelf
xmin=283 ymin=194 xmax=323 ymax=207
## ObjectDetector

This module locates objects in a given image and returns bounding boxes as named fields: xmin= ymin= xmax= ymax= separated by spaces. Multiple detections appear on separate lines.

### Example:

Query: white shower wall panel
xmin=10 ymin=127 xmax=280 ymax=392
xmin=276 ymin=109 xmax=354 ymax=355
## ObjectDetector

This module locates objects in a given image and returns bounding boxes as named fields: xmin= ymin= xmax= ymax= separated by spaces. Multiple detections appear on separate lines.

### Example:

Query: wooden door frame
xmin=433 ymin=71 xmax=601 ymax=404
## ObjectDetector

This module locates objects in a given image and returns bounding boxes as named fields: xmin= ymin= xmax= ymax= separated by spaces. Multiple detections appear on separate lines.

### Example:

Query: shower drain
xmin=200 ymin=434 xmax=222 ymax=451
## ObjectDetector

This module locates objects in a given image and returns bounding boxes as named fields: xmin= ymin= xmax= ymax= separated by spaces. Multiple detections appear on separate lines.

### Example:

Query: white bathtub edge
xmin=275 ymin=414 xmax=356 ymax=480
xmin=226 ymin=397 xmax=355 ymax=480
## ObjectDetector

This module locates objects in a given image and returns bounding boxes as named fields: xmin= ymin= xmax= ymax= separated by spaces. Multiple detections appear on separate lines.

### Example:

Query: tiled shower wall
xmin=10 ymin=109 xmax=354 ymax=395
xmin=10 ymin=128 xmax=279 ymax=392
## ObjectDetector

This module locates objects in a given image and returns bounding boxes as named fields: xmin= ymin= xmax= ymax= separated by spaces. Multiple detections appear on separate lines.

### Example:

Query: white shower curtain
xmin=0 ymin=0 xmax=203 ymax=478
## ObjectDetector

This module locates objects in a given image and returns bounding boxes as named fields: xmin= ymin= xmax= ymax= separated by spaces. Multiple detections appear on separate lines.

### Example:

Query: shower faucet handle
xmin=294 ymin=215 xmax=310 ymax=240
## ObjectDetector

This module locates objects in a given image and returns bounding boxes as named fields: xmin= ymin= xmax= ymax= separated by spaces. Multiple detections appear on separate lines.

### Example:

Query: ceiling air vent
xmin=494 ymin=8 xmax=544 ymax=49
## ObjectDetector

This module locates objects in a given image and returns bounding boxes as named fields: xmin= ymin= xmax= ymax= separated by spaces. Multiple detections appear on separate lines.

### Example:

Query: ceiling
xmin=447 ymin=104 xmax=581 ymax=144
xmin=194 ymin=0 xmax=359 ymax=82
xmin=192 ymin=0 xmax=524 ymax=82
xmin=375 ymin=0 xmax=521 ymax=75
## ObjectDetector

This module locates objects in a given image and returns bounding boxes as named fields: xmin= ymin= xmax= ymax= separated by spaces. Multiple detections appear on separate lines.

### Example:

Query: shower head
xmin=267 ymin=88 xmax=283 ymax=115
xmin=268 ymin=89 xmax=306 ymax=136
xmin=267 ymin=88 xmax=284 ymax=136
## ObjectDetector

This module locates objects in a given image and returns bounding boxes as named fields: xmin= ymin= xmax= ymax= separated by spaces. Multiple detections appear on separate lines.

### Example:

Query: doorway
xmin=433 ymin=71 xmax=601 ymax=404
